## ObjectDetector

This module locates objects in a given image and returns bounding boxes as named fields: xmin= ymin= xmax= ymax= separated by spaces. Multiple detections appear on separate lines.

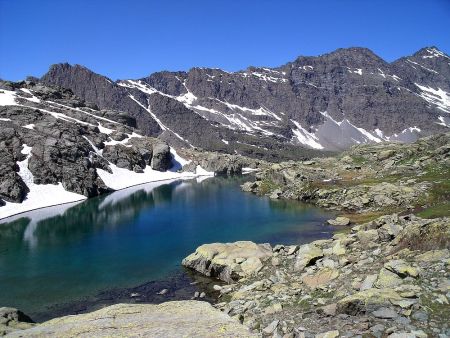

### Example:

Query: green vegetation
xmin=258 ymin=179 xmax=280 ymax=195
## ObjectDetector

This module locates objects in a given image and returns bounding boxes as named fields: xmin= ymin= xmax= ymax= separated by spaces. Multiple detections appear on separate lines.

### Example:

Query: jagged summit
xmin=37 ymin=46 xmax=450 ymax=154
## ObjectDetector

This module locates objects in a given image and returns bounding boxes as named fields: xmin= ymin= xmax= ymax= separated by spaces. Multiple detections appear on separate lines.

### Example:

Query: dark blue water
xmin=0 ymin=176 xmax=334 ymax=316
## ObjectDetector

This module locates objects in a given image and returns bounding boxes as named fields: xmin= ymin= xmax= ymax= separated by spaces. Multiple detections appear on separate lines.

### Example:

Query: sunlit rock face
xmin=42 ymin=47 xmax=450 ymax=153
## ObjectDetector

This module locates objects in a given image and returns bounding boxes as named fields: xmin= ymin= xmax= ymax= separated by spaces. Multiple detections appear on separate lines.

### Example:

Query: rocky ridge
xmin=41 ymin=47 xmax=450 ymax=154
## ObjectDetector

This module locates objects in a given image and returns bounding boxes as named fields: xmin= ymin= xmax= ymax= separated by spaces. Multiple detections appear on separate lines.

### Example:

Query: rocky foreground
xmin=183 ymin=215 xmax=449 ymax=337
xmin=2 ymin=302 xmax=256 ymax=337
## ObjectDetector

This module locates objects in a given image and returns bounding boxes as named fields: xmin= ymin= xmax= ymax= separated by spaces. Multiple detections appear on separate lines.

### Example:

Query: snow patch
xmin=0 ymin=145 xmax=87 ymax=220
xmin=291 ymin=120 xmax=324 ymax=149
xmin=422 ymin=48 xmax=449 ymax=59
xmin=437 ymin=116 xmax=450 ymax=128
xmin=97 ymin=123 xmax=114 ymax=135
xmin=415 ymin=84 xmax=450 ymax=113
xmin=22 ymin=124 xmax=35 ymax=130
xmin=0 ymin=90 xmax=17 ymax=106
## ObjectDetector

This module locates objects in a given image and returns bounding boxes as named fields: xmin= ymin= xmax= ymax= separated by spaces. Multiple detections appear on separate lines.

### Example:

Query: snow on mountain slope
xmin=0 ymin=83 xmax=214 ymax=219
xmin=40 ymin=46 xmax=450 ymax=153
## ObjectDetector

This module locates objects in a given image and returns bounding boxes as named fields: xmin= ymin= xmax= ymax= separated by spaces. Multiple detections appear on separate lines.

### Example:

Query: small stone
xmin=194 ymin=291 xmax=199 ymax=298
xmin=264 ymin=303 xmax=283 ymax=315
xmin=199 ymin=292 xmax=206 ymax=298
xmin=213 ymin=285 xmax=222 ymax=291
xmin=319 ymin=303 xmax=337 ymax=316
xmin=130 ymin=292 xmax=141 ymax=297
xmin=156 ymin=289 xmax=168 ymax=295
xmin=315 ymin=330 xmax=339 ymax=338
xmin=262 ymin=320 xmax=279 ymax=334
xmin=372 ymin=307 xmax=398 ymax=319
xmin=360 ymin=274 xmax=378 ymax=291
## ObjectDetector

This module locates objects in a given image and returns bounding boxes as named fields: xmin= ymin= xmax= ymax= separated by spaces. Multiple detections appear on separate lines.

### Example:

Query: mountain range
xmin=39 ymin=46 xmax=450 ymax=155
xmin=1 ymin=45 xmax=449 ymax=216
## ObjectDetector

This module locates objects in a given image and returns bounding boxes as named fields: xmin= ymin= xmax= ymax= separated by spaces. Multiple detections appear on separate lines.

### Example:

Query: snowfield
xmin=0 ymin=146 xmax=214 ymax=220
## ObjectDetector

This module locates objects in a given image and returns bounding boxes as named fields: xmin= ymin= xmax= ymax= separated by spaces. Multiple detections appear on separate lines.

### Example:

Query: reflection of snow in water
xmin=20 ymin=202 xmax=82 ymax=249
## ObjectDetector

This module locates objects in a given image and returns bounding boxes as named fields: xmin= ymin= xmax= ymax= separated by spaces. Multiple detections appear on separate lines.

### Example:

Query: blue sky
xmin=1 ymin=0 xmax=449 ymax=81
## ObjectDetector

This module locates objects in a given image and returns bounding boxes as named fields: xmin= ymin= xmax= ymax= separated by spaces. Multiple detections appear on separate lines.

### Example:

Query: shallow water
xmin=0 ymin=176 xmax=335 ymax=317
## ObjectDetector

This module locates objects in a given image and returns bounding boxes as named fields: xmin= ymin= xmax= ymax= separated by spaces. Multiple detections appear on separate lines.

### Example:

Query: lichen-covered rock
xmin=294 ymin=244 xmax=323 ymax=271
xmin=5 ymin=302 xmax=256 ymax=338
xmin=182 ymin=241 xmax=272 ymax=282
xmin=0 ymin=307 xmax=34 ymax=336
xmin=336 ymin=288 xmax=403 ymax=315
xmin=384 ymin=259 xmax=420 ymax=278
xmin=302 ymin=268 xmax=339 ymax=288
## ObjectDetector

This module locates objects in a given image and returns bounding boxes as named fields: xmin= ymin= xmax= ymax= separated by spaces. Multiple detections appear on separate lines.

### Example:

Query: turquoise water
xmin=0 ymin=176 xmax=334 ymax=316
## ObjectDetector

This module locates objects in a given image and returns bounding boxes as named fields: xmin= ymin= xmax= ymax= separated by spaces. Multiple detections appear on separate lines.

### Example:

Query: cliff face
xmin=41 ymin=47 xmax=450 ymax=153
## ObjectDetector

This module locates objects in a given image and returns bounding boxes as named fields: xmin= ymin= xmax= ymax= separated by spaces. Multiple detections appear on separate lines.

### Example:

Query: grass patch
xmin=258 ymin=179 xmax=280 ymax=195
xmin=339 ymin=211 xmax=389 ymax=224
xmin=414 ymin=164 xmax=450 ymax=218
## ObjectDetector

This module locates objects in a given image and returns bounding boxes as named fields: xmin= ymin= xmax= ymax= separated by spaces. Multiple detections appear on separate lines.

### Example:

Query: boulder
xmin=294 ymin=244 xmax=323 ymax=271
xmin=336 ymin=288 xmax=403 ymax=315
xmin=374 ymin=268 xmax=403 ymax=288
xmin=151 ymin=141 xmax=171 ymax=171
xmin=5 ymin=302 xmax=256 ymax=337
xmin=182 ymin=241 xmax=272 ymax=282
xmin=302 ymin=268 xmax=339 ymax=288
xmin=102 ymin=144 xmax=146 ymax=172
xmin=384 ymin=260 xmax=420 ymax=278
xmin=0 ymin=307 xmax=34 ymax=336
xmin=327 ymin=216 xmax=350 ymax=226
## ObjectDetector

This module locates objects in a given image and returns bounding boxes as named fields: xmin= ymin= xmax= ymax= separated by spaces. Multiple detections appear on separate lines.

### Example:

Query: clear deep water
xmin=0 ymin=176 xmax=335 ymax=317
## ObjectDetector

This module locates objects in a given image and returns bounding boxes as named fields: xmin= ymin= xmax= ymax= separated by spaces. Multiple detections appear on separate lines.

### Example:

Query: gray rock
xmin=372 ymin=307 xmax=398 ymax=319
xmin=151 ymin=141 xmax=171 ymax=171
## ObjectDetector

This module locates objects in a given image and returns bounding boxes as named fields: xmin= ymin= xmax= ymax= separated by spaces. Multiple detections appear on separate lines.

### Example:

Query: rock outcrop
xmin=5 ymin=302 xmax=257 ymax=338
xmin=242 ymin=132 xmax=449 ymax=219
xmin=0 ymin=307 xmax=34 ymax=336
xmin=182 ymin=241 xmax=273 ymax=283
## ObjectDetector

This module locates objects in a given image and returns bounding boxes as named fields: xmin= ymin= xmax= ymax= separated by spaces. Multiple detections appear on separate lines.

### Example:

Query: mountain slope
xmin=41 ymin=46 xmax=450 ymax=153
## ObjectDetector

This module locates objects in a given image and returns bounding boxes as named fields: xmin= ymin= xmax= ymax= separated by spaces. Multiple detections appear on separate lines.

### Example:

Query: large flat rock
xmin=182 ymin=241 xmax=272 ymax=282
xmin=6 ymin=301 xmax=257 ymax=338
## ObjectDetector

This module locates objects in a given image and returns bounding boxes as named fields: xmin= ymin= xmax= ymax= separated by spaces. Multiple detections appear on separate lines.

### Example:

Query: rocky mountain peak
xmin=411 ymin=46 xmax=449 ymax=59
xmin=38 ymin=46 xmax=450 ymax=155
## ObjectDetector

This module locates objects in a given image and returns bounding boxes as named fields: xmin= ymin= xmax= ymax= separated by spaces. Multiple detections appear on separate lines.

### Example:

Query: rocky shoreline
xmin=182 ymin=214 xmax=449 ymax=337
xmin=241 ymin=133 xmax=449 ymax=220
